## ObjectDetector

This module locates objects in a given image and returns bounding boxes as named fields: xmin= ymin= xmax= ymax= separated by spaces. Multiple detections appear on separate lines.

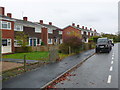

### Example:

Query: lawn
xmin=2 ymin=51 xmax=49 ymax=60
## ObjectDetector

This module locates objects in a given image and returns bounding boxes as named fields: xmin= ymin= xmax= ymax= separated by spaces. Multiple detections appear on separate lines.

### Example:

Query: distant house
xmin=62 ymin=23 xmax=98 ymax=43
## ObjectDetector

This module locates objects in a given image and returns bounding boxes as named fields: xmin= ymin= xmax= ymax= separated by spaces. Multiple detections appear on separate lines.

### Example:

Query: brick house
xmin=62 ymin=23 xmax=98 ymax=43
xmin=0 ymin=7 xmax=15 ymax=54
xmin=37 ymin=20 xmax=63 ymax=45
xmin=0 ymin=7 xmax=63 ymax=54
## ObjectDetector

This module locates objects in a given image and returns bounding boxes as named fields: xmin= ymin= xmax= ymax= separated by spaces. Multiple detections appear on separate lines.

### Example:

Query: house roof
xmin=0 ymin=15 xmax=60 ymax=29
xmin=35 ymin=22 xmax=61 ymax=30
xmin=63 ymin=25 xmax=96 ymax=33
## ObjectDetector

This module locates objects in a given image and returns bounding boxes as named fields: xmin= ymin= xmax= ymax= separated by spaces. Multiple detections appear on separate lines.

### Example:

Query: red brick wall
xmin=41 ymin=27 xmax=48 ymax=45
xmin=62 ymin=26 xmax=82 ymax=42
xmin=2 ymin=20 xmax=15 ymax=53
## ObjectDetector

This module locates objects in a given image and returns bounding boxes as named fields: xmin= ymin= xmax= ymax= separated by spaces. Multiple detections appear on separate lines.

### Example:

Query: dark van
xmin=95 ymin=38 xmax=112 ymax=53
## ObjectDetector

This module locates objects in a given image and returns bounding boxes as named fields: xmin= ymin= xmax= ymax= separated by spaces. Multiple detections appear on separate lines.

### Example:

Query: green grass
xmin=2 ymin=51 xmax=49 ymax=60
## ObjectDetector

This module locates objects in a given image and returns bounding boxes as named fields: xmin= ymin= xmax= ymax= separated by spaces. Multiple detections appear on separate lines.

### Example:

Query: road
xmin=55 ymin=43 xmax=119 ymax=88
xmin=3 ymin=49 xmax=94 ymax=88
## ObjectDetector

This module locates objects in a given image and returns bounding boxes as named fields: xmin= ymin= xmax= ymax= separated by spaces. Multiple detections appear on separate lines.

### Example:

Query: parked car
xmin=95 ymin=38 xmax=112 ymax=53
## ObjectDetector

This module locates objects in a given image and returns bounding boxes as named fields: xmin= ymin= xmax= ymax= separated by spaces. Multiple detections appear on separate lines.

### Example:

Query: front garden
xmin=2 ymin=51 xmax=49 ymax=60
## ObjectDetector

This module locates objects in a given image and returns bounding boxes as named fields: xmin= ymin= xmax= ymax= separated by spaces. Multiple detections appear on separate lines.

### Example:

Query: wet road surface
xmin=55 ymin=43 xmax=119 ymax=88
xmin=3 ymin=49 xmax=94 ymax=88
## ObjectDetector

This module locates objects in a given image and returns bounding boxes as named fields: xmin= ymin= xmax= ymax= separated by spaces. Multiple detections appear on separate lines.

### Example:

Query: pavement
xmin=2 ymin=58 xmax=39 ymax=64
xmin=2 ymin=49 xmax=94 ymax=88
xmin=55 ymin=43 xmax=119 ymax=88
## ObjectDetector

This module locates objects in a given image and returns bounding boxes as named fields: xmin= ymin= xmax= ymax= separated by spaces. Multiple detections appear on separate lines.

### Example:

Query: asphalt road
xmin=3 ymin=49 xmax=94 ymax=88
xmin=55 ymin=43 xmax=119 ymax=88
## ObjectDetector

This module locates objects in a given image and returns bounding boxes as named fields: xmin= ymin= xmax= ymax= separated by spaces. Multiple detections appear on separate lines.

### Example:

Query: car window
xmin=97 ymin=39 xmax=108 ymax=43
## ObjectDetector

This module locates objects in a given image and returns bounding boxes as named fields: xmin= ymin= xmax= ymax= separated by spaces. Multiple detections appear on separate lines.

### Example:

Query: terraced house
xmin=62 ymin=23 xmax=99 ymax=43
xmin=0 ymin=7 xmax=62 ymax=54
xmin=1 ymin=6 xmax=99 ymax=54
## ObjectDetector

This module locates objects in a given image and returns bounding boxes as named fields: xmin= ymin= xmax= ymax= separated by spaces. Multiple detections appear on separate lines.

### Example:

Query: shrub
xmin=59 ymin=36 xmax=83 ymax=54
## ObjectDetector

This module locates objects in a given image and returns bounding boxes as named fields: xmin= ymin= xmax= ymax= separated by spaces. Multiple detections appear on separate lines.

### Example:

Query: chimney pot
xmin=0 ymin=7 xmax=5 ymax=15
xmin=23 ymin=17 xmax=28 ymax=21
xmin=49 ymin=22 xmax=52 ymax=25
xmin=82 ymin=26 xmax=84 ymax=29
xmin=72 ymin=23 xmax=75 ymax=26
xmin=77 ymin=25 xmax=79 ymax=28
xmin=7 ymin=13 xmax=12 ymax=18
xmin=40 ymin=20 xmax=43 ymax=24
xmin=90 ymin=28 xmax=92 ymax=31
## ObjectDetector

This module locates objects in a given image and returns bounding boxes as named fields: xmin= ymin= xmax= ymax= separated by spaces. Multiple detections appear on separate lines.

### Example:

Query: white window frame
xmin=48 ymin=38 xmax=53 ymax=44
xmin=14 ymin=40 xmax=22 ymax=47
xmin=1 ymin=21 xmax=11 ymax=30
xmin=35 ymin=27 xmax=41 ymax=33
xmin=2 ymin=39 xmax=11 ymax=46
xmin=59 ymin=31 xmax=62 ymax=34
xmin=48 ymin=28 xmax=53 ymax=34
xmin=60 ymin=39 xmax=63 ymax=44
xmin=14 ymin=24 xmax=23 ymax=31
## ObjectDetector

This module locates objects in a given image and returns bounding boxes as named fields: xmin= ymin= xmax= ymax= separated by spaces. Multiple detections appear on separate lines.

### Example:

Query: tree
xmin=15 ymin=32 xmax=28 ymax=47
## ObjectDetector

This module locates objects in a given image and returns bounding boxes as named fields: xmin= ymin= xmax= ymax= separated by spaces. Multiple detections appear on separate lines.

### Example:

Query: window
xmin=48 ymin=39 xmax=52 ymax=44
xmin=14 ymin=25 xmax=23 ymax=31
xmin=2 ymin=21 xmax=11 ymax=30
xmin=67 ymin=32 xmax=70 ymax=35
xmin=2 ymin=39 xmax=7 ymax=46
xmin=48 ymin=28 xmax=53 ymax=33
xmin=59 ymin=31 xmax=62 ymax=34
xmin=14 ymin=40 xmax=22 ymax=46
xmin=35 ymin=27 xmax=41 ymax=33
xmin=2 ymin=39 xmax=11 ymax=46
xmin=60 ymin=39 xmax=62 ymax=44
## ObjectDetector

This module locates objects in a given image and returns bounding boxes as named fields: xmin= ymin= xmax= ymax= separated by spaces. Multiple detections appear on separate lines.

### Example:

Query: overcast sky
xmin=0 ymin=0 xmax=119 ymax=34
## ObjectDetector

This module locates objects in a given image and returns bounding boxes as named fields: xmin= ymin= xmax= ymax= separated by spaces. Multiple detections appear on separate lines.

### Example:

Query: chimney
xmin=77 ymin=25 xmax=79 ymax=28
xmin=90 ymin=28 xmax=92 ymax=31
xmin=0 ymin=7 xmax=5 ymax=15
xmin=23 ymin=17 xmax=28 ymax=21
xmin=49 ymin=22 xmax=52 ymax=25
xmin=82 ymin=26 xmax=84 ymax=29
xmin=72 ymin=23 xmax=75 ymax=26
xmin=7 ymin=13 xmax=12 ymax=18
xmin=94 ymin=29 xmax=96 ymax=32
xmin=40 ymin=20 xmax=43 ymax=24
xmin=85 ymin=27 xmax=87 ymax=30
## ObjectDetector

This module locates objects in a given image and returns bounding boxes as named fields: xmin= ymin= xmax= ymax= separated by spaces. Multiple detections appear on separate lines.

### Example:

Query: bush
xmin=59 ymin=36 xmax=83 ymax=54
xmin=59 ymin=43 xmax=69 ymax=54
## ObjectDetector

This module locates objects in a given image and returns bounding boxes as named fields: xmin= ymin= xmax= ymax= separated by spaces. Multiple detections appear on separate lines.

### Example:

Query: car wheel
xmin=95 ymin=48 xmax=99 ymax=53
xmin=107 ymin=49 xmax=110 ymax=53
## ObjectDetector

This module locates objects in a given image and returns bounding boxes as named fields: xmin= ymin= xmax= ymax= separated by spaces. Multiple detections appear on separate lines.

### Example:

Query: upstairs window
xmin=14 ymin=25 xmax=23 ymax=31
xmin=2 ymin=21 xmax=11 ymax=30
xmin=35 ymin=27 xmax=41 ymax=33
xmin=48 ymin=28 xmax=53 ymax=34
xmin=59 ymin=31 xmax=62 ymax=34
